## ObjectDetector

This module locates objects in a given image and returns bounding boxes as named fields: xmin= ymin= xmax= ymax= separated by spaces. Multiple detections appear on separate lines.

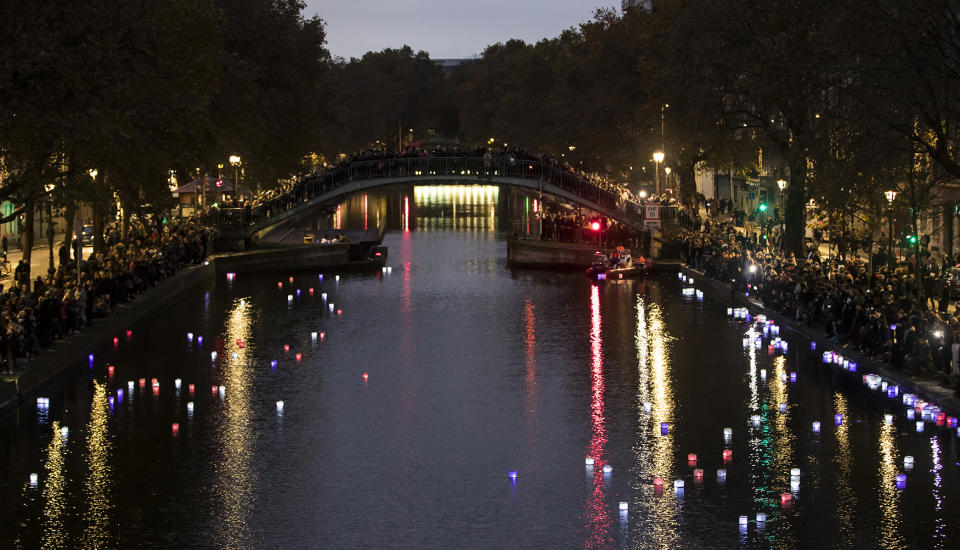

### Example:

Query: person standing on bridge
xmin=482 ymin=149 xmax=492 ymax=177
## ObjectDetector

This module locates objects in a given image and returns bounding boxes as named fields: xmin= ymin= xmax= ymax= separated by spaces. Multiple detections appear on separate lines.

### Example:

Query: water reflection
xmin=584 ymin=284 xmax=611 ymax=549
xmin=82 ymin=382 xmax=112 ymax=549
xmin=931 ymin=436 xmax=945 ymax=548
xmin=877 ymin=422 xmax=905 ymax=549
xmin=413 ymin=185 xmax=499 ymax=233
xmin=523 ymin=298 xmax=537 ymax=417
xmin=214 ymin=298 xmax=256 ymax=550
xmin=833 ymin=393 xmax=856 ymax=547
xmin=768 ymin=356 xmax=796 ymax=544
xmin=41 ymin=421 xmax=66 ymax=550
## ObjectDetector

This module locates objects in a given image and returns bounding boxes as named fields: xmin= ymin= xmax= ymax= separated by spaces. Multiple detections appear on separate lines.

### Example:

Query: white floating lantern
xmin=760 ymin=369 xmax=767 ymax=380
xmin=585 ymin=457 xmax=595 ymax=466
xmin=175 ymin=379 xmax=182 ymax=389
xmin=60 ymin=426 xmax=69 ymax=440
xmin=717 ymin=468 xmax=727 ymax=480
xmin=329 ymin=304 xmax=335 ymax=312
xmin=36 ymin=397 xmax=49 ymax=409
xmin=723 ymin=427 xmax=733 ymax=438
xmin=673 ymin=479 xmax=684 ymax=489
xmin=756 ymin=513 xmax=766 ymax=523
xmin=751 ymin=415 xmax=761 ymax=426
xmin=812 ymin=421 xmax=821 ymax=433
xmin=335 ymin=275 xmax=340 ymax=282
xmin=603 ymin=464 xmax=613 ymax=474
xmin=643 ymin=402 xmax=652 ymax=413
xmin=29 ymin=473 xmax=38 ymax=487
xmin=904 ymin=456 xmax=914 ymax=469
xmin=790 ymin=478 xmax=800 ymax=492
xmin=218 ymin=385 xmax=226 ymax=398
xmin=884 ymin=414 xmax=894 ymax=424
xmin=727 ymin=308 xmax=733 ymax=316
xmin=779 ymin=403 xmax=787 ymax=413
xmin=187 ymin=402 xmax=194 ymax=416
xmin=916 ymin=421 xmax=924 ymax=432
xmin=790 ymin=468 xmax=800 ymax=477
xmin=619 ymin=501 xmax=629 ymax=511
xmin=907 ymin=409 xmax=915 ymax=420
xmin=211 ymin=351 xmax=218 ymax=361
xmin=276 ymin=400 xmax=284 ymax=414
xmin=287 ymin=294 xmax=293 ymax=303
xmin=739 ymin=515 xmax=748 ymax=526
xmin=187 ymin=332 xmax=194 ymax=341
xmin=311 ymin=332 xmax=318 ymax=341
xmin=128 ymin=381 xmax=134 ymax=391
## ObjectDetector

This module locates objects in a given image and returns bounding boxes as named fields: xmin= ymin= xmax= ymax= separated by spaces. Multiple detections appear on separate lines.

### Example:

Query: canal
xmin=2 ymin=185 xmax=959 ymax=549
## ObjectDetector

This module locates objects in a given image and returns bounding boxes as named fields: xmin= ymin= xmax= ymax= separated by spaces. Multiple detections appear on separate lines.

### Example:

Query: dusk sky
xmin=304 ymin=1 xmax=616 ymax=60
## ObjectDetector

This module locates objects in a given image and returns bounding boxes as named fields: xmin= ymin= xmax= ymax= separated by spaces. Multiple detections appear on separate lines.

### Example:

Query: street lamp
xmin=885 ymin=189 xmax=898 ymax=268
xmin=229 ymin=155 xmax=241 ymax=197
xmin=653 ymin=151 xmax=664 ymax=195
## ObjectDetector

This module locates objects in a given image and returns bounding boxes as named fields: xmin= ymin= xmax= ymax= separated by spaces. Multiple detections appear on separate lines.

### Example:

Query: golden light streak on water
xmin=215 ymin=298 xmax=256 ymax=550
xmin=40 ymin=421 xmax=66 ymax=550
xmin=769 ymin=356 xmax=796 ymax=544
xmin=833 ymin=392 xmax=856 ymax=547
xmin=81 ymin=382 xmax=113 ymax=549
xmin=877 ymin=422 xmax=906 ymax=549
xmin=647 ymin=303 xmax=678 ymax=549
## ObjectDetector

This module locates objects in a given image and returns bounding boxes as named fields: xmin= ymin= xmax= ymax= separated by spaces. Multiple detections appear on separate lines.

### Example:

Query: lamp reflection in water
xmin=766 ymin=356 xmax=797 ymax=543
xmin=214 ymin=298 xmax=256 ymax=550
xmin=833 ymin=393 xmax=856 ymax=546
xmin=583 ymin=285 xmax=612 ymax=549
xmin=413 ymin=185 xmax=499 ymax=233
xmin=523 ymin=298 xmax=538 ymax=420
xmin=82 ymin=382 xmax=113 ymax=548
xmin=629 ymin=295 xmax=678 ymax=549
xmin=40 ymin=421 xmax=66 ymax=549
xmin=931 ymin=436 xmax=946 ymax=546
xmin=877 ymin=421 xmax=905 ymax=548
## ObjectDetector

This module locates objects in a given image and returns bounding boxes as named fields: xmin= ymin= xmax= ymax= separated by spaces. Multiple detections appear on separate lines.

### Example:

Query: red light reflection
xmin=584 ymin=284 xmax=611 ymax=548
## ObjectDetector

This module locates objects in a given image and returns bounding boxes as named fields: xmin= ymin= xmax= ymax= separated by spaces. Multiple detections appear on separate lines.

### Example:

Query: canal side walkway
xmin=0 ymin=262 xmax=214 ymax=414
xmin=675 ymin=263 xmax=960 ymax=418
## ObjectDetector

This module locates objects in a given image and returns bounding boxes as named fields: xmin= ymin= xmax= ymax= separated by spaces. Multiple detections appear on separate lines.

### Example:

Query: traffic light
xmin=758 ymin=203 xmax=768 ymax=212
xmin=590 ymin=220 xmax=601 ymax=231
xmin=908 ymin=235 xmax=917 ymax=244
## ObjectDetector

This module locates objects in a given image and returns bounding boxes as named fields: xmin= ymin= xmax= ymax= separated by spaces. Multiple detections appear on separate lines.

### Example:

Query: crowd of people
xmin=679 ymin=220 xmax=960 ymax=390
xmin=1 ymin=219 xmax=210 ymax=373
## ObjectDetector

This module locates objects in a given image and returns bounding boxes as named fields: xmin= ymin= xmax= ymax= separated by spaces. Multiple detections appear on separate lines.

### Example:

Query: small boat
xmin=586 ymin=252 xmax=654 ymax=280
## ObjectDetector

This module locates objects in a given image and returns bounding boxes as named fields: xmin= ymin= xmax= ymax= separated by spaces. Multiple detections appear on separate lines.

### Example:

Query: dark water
xmin=2 ymin=185 xmax=960 ymax=549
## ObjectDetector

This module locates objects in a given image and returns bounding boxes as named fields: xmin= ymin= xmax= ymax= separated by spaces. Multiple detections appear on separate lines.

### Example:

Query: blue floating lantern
xmin=834 ymin=413 xmax=843 ymax=426
xmin=660 ymin=422 xmax=669 ymax=435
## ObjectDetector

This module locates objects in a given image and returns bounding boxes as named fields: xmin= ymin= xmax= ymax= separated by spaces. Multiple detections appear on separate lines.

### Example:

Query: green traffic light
xmin=758 ymin=203 xmax=767 ymax=212
xmin=909 ymin=235 xmax=917 ymax=243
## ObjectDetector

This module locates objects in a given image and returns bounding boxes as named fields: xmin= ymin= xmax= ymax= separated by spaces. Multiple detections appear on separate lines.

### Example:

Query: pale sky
xmin=304 ymin=0 xmax=617 ymax=60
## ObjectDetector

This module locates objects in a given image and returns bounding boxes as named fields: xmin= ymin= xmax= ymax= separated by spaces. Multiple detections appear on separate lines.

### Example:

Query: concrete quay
xmin=674 ymin=264 xmax=960 ymax=418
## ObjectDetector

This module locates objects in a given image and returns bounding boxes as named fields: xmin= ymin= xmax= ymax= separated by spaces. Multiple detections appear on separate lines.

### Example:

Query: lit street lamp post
xmin=885 ymin=189 xmax=898 ymax=269
xmin=229 ymin=155 xmax=241 ymax=197
xmin=653 ymin=151 xmax=664 ymax=195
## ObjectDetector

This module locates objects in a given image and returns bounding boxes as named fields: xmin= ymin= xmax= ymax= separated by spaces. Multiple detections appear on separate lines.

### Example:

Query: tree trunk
xmin=93 ymin=204 xmax=106 ymax=255
xmin=783 ymin=159 xmax=807 ymax=257
xmin=21 ymin=199 xmax=35 ymax=284
xmin=47 ymin=202 xmax=54 ymax=269
xmin=679 ymin=163 xmax=697 ymax=207
xmin=63 ymin=200 xmax=76 ymax=253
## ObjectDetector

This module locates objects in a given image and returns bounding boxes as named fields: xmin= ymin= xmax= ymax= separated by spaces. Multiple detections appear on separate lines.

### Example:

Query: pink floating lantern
xmin=781 ymin=492 xmax=792 ymax=506
xmin=722 ymin=449 xmax=733 ymax=462
xmin=289 ymin=276 xmax=294 ymax=283
xmin=283 ymin=344 xmax=290 ymax=353
xmin=653 ymin=477 xmax=664 ymax=487
xmin=295 ymin=353 xmax=302 ymax=361
xmin=107 ymin=365 xmax=115 ymax=377
xmin=694 ymin=468 xmax=703 ymax=480
xmin=278 ymin=282 xmax=283 ymax=289
xmin=171 ymin=423 xmax=180 ymax=435
xmin=113 ymin=337 xmax=119 ymax=347
xmin=309 ymin=288 xmax=314 ymax=295
xmin=188 ymin=384 xmax=195 ymax=394
xmin=126 ymin=330 xmax=132 ymax=338
xmin=139 ymin=378 xmax=146 ymax=388
xmin=337 ymin=309 xmax=343 ymax=316
xmin=212 ymin=385 xmax=218 ymax=394
xmin=687 ymin=453 xmax=697 ymax=465
xmin=362 ymin=372 xmax=369 ymax=381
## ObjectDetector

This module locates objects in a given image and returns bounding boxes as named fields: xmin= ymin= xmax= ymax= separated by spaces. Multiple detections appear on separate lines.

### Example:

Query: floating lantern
xmin=212 ymin=385 xmax=218 ymax=395
xmin=296 ymin=289 xmax=301 ymax=297
xmin=723 ymin=449 xmax=733 ymax=461
xmin=219 ymin=385 xmax=226 ymax=398
xmin=226 ymin=272 xmax=236 ymax=281
xmin=810 ymin=342 xmax=816 ymax=350
xmin=329 ymin=304 xmax=335 ymax=312
xmin=790 ymin=478 xmax=800 ymax=492
xmin=790 ymin=372 xmax=797 ymax=383
xmin=834 ymin=413 xmax=843 ymax=426
xmin=660 ymin=422 xmax=669 ymax=435
xmin=270 ymin=360 xmax=278 ymax=368
xmin=29 ymin=473 xmax=38 ymax=487
xmin=756 ymin=513 xmax=766 ymax=523
xmin=916 ymin=421 xmax=924 ymax=432
xmin=36 ymin=397 xmax=49 ymax=409
xmin=779 ymin=403 xmax=787 ymax=413
xmin=197 ymin=336 xmax=203 ymax=345
xmin=585 ymin=457 xmax=595 ymax=466
xmin=812 ymin=421 xmax=821 ymax=433
xmin=694 ymin=468 xmax=703 ymax=480
xmin=653 ymin=477 xmax=664 ymax=487
xmin=321 ymin=292 xmax=327 ymax=300
xmin=319 ymin=274 xmax=324 ymax=281
xmin=88 ymin=354 xmax=94 ymax=363
xmin=947 ymin=417 xmax=957 ymax=428
xmin=287 ymin=294 xmax=293 ymax=303
xmin=723 ymin=427 xmax=733 ymax=439
xmin=335 ymin=275 xmax=340 ymax=282
xmin=128 ymin=381 xmax=134 ymax=391
xmin=139 ymin=378 xmax=146 ymax=388
xmin=687 ymin=453 xmax=697 ymax=464
xmin=278 ymin=282 xmax=283 ymax=289
xmin=171 ymin=423 xmax=179 ymax=435
xmin=311 ymin=332 xmax=318 ymax=341
xmin=320 ymin=332 xmax=325 ymax=340
xmin=289 ymin=276 xmax=294 ymax=283
xmin=151 ymin=378 xmax=158 ymax=387
xmin=175 ymin=379 xmax=181 ymax=389
xmin=337 ymin=309 xmax=343 ymax=316
xmin=211 ymin=351 xmax=217 ymax=361
xmin=283 ymin=344 xmax=290 ymax=353
xmin=309 ymin=288 xmax=314 ymax=295
xmin=276 ymin=401 xmax=284 ymax=414
xmin=781 ymin=492 xmax=792 ymax=505
xmin=727 ymin=307 xmax=733 ymax=316
xmin=188 ymin=384 xmax=195 ymax=394
xmin=619 ymin=501 xmax=629 ymax=511
xmin=760 ymin=369 xmax=767 ymax=380
xmin=907 ymin=409 xmax=915 ymax=420
xmin=673 ymin=479 xmax=684 ymax=489
xmin=362 ymin=372 xmax=368 ymax=381
xmin=739 ymin=515 xmax=748 ymax=527
xmin=187 ymin=332 xmax=194 ymax=341
xmin=717 ymin=468 xmax=727 ymax=480
xmin=107 ymin=366 xmax=115 ymax=377
xmin=60 ymin=426 xmax=68 ymax=439
xmin=884 ymin=414 xmax=893 ymax=425
xmin=603 ymin=465 xmax=613 ymax=474
xmin=296 ymin=353 xmax=302 ymax=361
xmin=790 ymin=468 xmax=800 ymax=477
xmin=895 ymin=474 xmax=906 ymax=489
xmin=116 ymin=389 xmax=123 ymax=400
xmin=187 ymin=402 xmax=194 ymax=415
xmin=888 ymin=385 xmax=899 ymax=398
xmin=904 ymin=456 xmax=914 ymax=469
xmin=644 ymin=402 xmax=652 ymax=413
xmin=113 ymin=337 xmax=119 ymax=347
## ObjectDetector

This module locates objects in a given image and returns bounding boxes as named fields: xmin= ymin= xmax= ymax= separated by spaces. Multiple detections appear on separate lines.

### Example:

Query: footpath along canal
xmin=1 ymin=205 xmax=959 ymax=548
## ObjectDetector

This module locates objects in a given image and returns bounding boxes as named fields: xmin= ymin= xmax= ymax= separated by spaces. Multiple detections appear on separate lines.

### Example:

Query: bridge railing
xmin=223 ymin=156 xmax=662 ymax=232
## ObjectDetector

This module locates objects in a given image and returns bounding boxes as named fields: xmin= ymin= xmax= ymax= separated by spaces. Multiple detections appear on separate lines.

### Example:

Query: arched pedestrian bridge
xmin=216 ymin=156 xmax=677 ymax=247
